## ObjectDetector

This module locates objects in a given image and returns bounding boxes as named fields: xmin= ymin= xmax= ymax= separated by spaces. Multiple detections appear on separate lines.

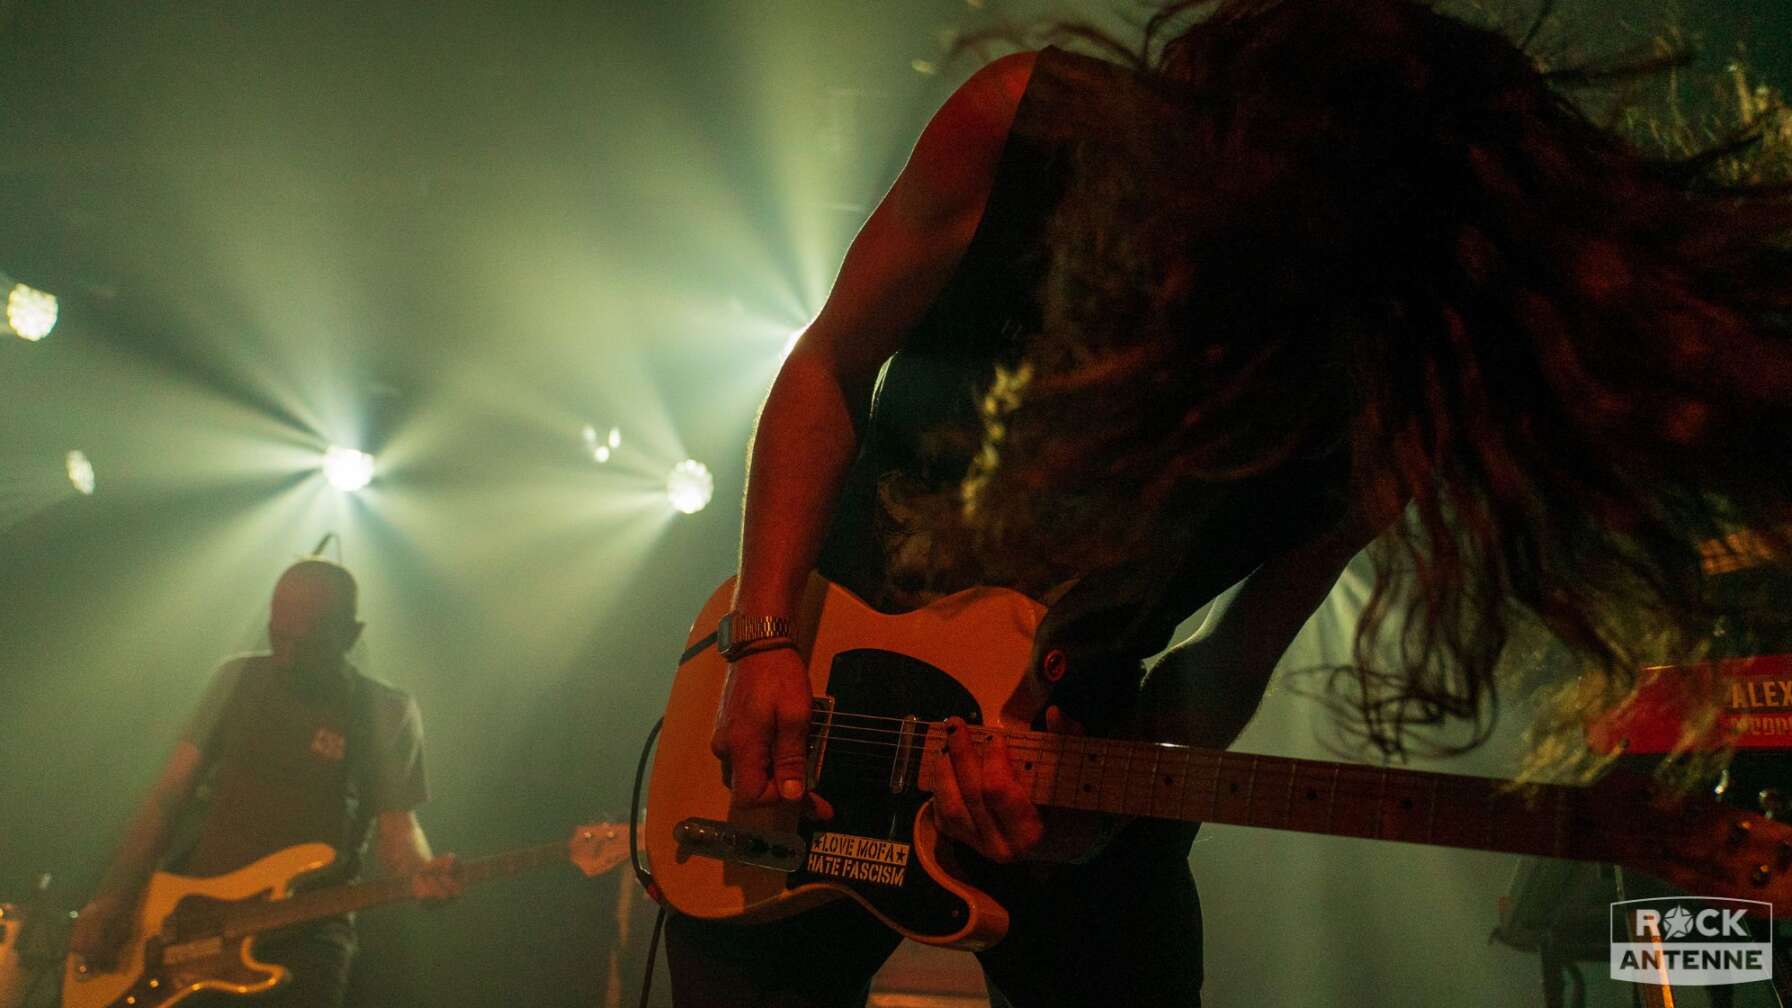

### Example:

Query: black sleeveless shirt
xmin=816 ymin=47 xmax=1349 ymax=726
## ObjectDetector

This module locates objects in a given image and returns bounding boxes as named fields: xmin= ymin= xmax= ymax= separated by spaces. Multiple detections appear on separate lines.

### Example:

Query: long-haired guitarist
xmin=68 ymin=560 xmax=460 ymax=1008
xmin=681 ymin=0 xmax=1792 ymax=1005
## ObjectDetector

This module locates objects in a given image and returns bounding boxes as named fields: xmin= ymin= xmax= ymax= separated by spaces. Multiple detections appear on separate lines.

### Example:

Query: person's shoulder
xmin=934 ymin=50 xmax=1038 ymax=142
xmin=1017 ymin=45 xmax=1168 ymax=142
xmin=211 ymin=652 xmax=266 ymax=682
xmin=352 ymin=670 xmax=422 ymax=721
xmin=969 ymin=49 xmax=1039 ymax=100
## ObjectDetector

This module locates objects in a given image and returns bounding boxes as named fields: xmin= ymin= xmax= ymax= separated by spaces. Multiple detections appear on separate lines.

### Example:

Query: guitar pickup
xmin=673 ymin=818 xmax=807 ymax=872
xmin=890 ymin=715 xmax=920 ymax=795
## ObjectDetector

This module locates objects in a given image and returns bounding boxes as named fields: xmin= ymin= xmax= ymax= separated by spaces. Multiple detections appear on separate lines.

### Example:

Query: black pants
xmin=665 ymin=821 xmax=1203 ymax=1008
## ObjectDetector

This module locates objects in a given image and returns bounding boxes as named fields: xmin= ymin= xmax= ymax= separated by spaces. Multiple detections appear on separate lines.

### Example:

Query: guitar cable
xmin=629 ymin=716 xmax=667 ymax=1008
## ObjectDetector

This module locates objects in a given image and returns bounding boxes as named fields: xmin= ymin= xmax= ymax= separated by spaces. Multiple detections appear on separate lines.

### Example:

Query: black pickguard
xmin=788 ymin=648 xmax=982 ymax=937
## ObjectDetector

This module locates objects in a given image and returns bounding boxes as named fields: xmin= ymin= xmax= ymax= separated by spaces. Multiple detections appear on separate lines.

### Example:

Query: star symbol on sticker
xmin=1662 ymin=905 xmax=1696 ymax=939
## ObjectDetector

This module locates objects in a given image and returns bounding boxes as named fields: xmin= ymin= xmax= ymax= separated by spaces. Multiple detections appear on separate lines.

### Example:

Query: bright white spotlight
xmin=607 ymin=426 xmax=622 ymax=450
xmin=322 ymin=446 xmax=374 ymax=492
xmin=5 ymin=281 xmax=57 ymax=341
xmin=666 ymin=459 xmax=714 ymax=514
xmin=65 ymin=450 xmax=95 ymax=496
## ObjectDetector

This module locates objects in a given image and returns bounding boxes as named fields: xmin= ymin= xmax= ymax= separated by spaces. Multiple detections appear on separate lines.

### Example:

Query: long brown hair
xmin=957 ymin=0 xmax=1792 ymax=768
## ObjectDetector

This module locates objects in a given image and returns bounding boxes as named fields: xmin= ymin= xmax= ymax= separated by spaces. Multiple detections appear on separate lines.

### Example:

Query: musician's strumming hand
xmin=69 ymin=893 xmax=133 ymax=971
xmin=410 ymin=853 xmax=462 ymax=904
xmin=711 ymin=645 xmax=814 ymax=808
xmin=932 ymin=707 xmax=1084 ymax=863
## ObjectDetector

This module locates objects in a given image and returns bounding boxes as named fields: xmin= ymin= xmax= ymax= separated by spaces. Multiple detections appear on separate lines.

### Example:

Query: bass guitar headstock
xmin=1588 ymin=772 xmax=1792 ymax=915
xmin=568 ymin=822 xmax=630 ymax=878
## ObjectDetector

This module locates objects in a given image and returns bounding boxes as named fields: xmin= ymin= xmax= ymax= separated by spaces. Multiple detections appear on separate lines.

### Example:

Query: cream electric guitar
xmin=646 ymin=575 xmax=1792 ymax=950
xmin=62 ymin=823 xmax=628 ymax=1008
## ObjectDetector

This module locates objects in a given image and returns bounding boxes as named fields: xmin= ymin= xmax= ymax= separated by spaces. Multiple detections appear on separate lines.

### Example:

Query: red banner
xmin=1587 ymin=654 xmax=1792 ymax=755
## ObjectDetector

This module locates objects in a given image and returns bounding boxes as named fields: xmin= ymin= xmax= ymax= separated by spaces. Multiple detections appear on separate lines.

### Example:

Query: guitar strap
xmin=341 ymin=669 xmax=379 ymax=882
xmin=1034 ymin=541 xmax=1223 ymax=734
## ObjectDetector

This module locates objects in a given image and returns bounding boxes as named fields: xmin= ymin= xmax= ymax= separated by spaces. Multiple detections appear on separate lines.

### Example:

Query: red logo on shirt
xmin=310 ymin=726 xmax=346 ymax=762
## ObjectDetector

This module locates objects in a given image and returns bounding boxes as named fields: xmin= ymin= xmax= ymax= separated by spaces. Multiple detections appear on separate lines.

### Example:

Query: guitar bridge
xmin=673 ymin=818 xmax=807 ymax=872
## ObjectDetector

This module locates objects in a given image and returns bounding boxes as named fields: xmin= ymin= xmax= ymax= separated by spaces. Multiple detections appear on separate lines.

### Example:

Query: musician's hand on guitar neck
xmin=933 ymin=707 xmax=1084 ymax=863
xmin=711 ymin=646 xmax=815 ymax=809
xmin=410 ymin=853 xmax=462 ymax=904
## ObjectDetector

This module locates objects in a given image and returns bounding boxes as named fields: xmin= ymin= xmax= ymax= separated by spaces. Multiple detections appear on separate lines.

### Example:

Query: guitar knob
xmin=1753 ymin=864 xmax=1774 ymax=887
xmin=1762 ymin=788 xmax=1787 ymax=820
xmin=1730 ymin=820 xmax=1754 ymax=847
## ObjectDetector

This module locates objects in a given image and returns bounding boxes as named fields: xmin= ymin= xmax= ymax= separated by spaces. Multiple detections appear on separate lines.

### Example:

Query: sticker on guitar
xmin=806 ymin=833 xmax=911 ymax=887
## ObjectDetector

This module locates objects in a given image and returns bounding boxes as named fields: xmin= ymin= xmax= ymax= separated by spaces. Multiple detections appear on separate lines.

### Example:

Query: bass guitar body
xmin=61 ymin=844 xmax=336 ymax=1008
xmin=1 ymin=903 xmax=33 ymax=1008
xmin=645 ymin=576 xmax=1048 ymax=950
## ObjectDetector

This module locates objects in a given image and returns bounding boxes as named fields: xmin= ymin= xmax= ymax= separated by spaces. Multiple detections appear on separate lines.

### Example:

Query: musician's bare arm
xmin=70 ymin=740 xmax=205 ymax=965
xmin=375 ymin=809 xmax=460 ymax=903
xmin=713 ymin=51 xmax=1038 ymax=809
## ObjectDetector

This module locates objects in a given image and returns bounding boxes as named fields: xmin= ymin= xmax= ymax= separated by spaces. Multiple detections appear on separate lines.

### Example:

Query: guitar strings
xmin=784 ymin=711 xmax=1740 ymax=855
xmin=782 ymin=755 xmax=1688 ymax=849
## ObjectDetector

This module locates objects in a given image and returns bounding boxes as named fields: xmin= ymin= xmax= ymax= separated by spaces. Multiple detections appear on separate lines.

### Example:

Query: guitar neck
xmin=224 ymin=840 xmax=570 ymax=938
xmin=916 ymin=729 xmax=1600 ymax=861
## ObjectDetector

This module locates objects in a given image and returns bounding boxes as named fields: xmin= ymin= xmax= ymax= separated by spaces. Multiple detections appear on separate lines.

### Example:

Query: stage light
xmin=322 ymin=446 xmax=374 ymax=492
xmin=3 ymin=279 xmax=57 ymax=341
xmin=66 ymin=450 xmax=94 ymax=496
xmin=581 ymin=424 xmax=622 ymax=463
xmin=666 ymin=459 xmax=714 ymax=514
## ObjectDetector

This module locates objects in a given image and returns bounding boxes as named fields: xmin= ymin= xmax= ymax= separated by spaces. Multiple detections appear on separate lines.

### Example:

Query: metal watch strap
xmin=716 ymin=612 xmax=795 ymax=661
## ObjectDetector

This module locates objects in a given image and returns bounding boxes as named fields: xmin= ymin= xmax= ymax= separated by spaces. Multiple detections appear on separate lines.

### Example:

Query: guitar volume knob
xmin=1762 ymin=788 xmax=1787 ymax=820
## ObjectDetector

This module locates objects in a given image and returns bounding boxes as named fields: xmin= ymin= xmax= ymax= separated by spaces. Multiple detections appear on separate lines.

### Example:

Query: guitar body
xmin=1 ymin=904 xmax=30 ymax=1008
xmin=61 ymin=844 xmax=336 ymax=1008
xmin=646 ymin=575 xmax=1049 ymax=950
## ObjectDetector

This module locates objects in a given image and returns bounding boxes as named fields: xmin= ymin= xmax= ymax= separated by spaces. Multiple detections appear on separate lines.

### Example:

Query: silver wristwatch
xmin=715 ymin=612 xmax=795 ymax=661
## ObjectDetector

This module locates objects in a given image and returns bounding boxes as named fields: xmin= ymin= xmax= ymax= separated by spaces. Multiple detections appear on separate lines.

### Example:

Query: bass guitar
xmin=62 ymin=822 xmax=627 ymax=1008
xmin=645 ymin=575 xmax=1792 ymax=950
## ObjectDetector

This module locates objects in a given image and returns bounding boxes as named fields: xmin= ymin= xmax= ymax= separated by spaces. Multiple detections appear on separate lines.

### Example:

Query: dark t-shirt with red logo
xmin=175 ymin=654 xmax=428 ymax=882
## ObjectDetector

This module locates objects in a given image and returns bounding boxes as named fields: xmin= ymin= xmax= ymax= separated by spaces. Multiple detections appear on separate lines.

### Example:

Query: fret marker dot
xmin=1083 ymin=784 xmax=1094 ymax=793
xmin=1164 ymin=776 xmax=1175 ymax=786
xmin=1305 ymin=788 xmax=1318 ymax=801
xmin=1228 ymin=782 xmax=1240 ymax=795
xmin=1399 ymin=797 xmax=1414 ymax=810
xmin=1024 ymin=761 xmax=1034 ymax=771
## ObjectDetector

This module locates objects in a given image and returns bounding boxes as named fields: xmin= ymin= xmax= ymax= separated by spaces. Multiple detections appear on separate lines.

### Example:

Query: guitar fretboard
xmin=914 ymin=729 xmax=1594 ymax=860
xmin=224 ymin=840 xmax=570 ymax=938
